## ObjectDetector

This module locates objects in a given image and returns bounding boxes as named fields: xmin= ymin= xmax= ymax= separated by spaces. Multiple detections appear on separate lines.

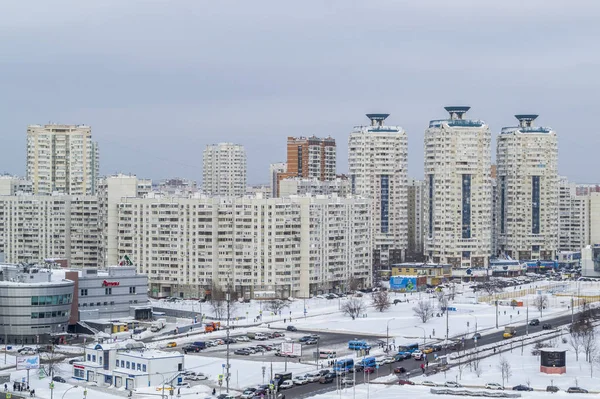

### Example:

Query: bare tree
xmin=208 ymin=285 xmax=237 ymax=320
xmin=371 ymin=291 xmax=391 ymax=312
xmin=413 ymin=300 xmax=433 ymax=323
xmin=569 ymin=332 xmax=583 ymax=361
xmin=265 ymin=299 xmax=289 ymax=315
xmin=40 ymin=347 xmax=62 ymax=378
xmin=341 ymin=298 xmax=365 ymax=319
xmin=497 ymin=357 xmax=512 ymax=388
xmin=533 ymin=294 xmax=549 ymax=318
xmin=470 ymin=354 xmax=483 ymax=377
xmin=437 ymin=291 xmax=448 ymax=314
xmin=592 ymin=348 xmax=600 ymax=378
xmin=581 ymin=328 xmax=597 ymax=363
xmin=347 ymin=277 xmax=362 ymax=292
xmin=479 ymin=282 xmax=500 ymax=296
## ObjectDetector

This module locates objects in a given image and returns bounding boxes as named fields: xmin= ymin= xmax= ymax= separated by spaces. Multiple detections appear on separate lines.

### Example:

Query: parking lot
xmin=178 ymin=329 xmax=380 ymax=364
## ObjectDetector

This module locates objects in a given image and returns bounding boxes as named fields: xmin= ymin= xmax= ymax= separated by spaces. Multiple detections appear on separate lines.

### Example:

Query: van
xmin=247 ymin=332 xmax=268 ymax=340
xmin=358 ymin=357 xmax=376 ymax=368
xmin=191 ymin=342 xmax=206 ymax=349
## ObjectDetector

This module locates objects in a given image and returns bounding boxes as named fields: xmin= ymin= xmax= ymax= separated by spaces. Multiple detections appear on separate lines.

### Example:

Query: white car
xmin=280 ymin=380 xmax=295 ymax=390
xmin=445 ymin=381 xmax=463 ymax=388
xmin=421 ymin=381 xmax=437 ymax=387
xmin=293 ymin=376 xmax=308 ymax=385
xmin=412 ymin=350 xmax=424 ymax=360
xmin=305 ymin=373 xmax=321 ymax=383
xmin=485 ymin=383 xmax=504 ymax=390
xmin=236 ymin=336 xmax=250 ymax=342
xmin=341 ymin=377 xmax=354 ymax=386
xmin=383 ymin=356 xmax=395 ymax=364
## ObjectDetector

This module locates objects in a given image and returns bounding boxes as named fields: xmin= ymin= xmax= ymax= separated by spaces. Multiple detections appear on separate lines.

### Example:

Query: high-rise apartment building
xmin=424 ymin=106 xmax=492 ymax=268
xmin=275 ymin=136 xmax=336 ymax=196
xmin=202 ymin=143 xmax=246 ymax=197
xmin=0 ymin=175 xmax=32 ymax=196
xmin=113 ymin=195 xmax=371 ymax=298
xmin=349 ymin=114 xmax=408 ymax=266
xmin=269 ymin=162 xmax=287 ymax=198
xmin=26 ymin=124 xmax=99 ymax=195
xmin=0 ymin=195 xmax=100 ymax=267
xmin=496 ymin=115 xmax=558 ymax=260
xmin=406 ymin=179 xmax=425 ymax=261
xmin=558 ymin=177 xmax=589 ymax=252
xmin=491 ymin=165 xmax=499 ymax=257
xmin=97 ymin=174 xmax=152 ymax=266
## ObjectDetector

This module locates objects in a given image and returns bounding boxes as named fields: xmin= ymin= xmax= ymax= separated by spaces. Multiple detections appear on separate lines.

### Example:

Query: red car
xmin=398 ymin=379 xmax=415 ymax=385
xmin=364 ymin=367 xmax=376 ymax=374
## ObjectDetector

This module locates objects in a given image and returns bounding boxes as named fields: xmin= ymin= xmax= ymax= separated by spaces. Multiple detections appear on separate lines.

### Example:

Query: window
xmin=137 ymin=364 xmax=141 ymax=371
xmin=121 ymin=360 xmax=125 ymax=368
xmin=74 ymin=369 xmax=85 ymax=379
xmin=105 ymin=288 xmax=112 ymax=295
xmin=31 ymin=296 xmax=38 ymax=306
xmin=80 ymin=289 xmax=88 ymax=296
xmin=142 ymin=365 xmax=147 ymax=372
xmin=99 ymin=357 xmax=102 ymax=364
xmin=116 ymin=360 xmax=119 ymax=367
xmin=129 ymin=286 xmax=136 ymax=294
xmin=92 ymin=355 xmax=96 ymax=362
xmin=87 ymin=354 xmax=91 ymax=361
xmin=178 ymin=363 xmax=183 ymax=371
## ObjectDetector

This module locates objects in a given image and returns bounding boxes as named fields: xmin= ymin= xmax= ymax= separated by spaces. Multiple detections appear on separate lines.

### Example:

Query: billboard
xmin=16 ymin=355 xmax=40 ymax=370
xmin=389 ymin=276 xmax=417 ymax=292
xmin=280 ymin=342 xmax=302 ymax=357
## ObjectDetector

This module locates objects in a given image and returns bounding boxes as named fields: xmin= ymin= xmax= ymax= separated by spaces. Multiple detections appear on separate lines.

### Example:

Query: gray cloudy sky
xmin=1 ymin=0 xmax=599 ymax=184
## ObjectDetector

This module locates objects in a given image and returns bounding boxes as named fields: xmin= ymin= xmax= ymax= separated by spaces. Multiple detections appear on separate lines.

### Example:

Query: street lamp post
xmin=468 ymin=314 xmax=478 ymax=334
xmin=157 ymin=372 xmax=166 ymax=399
xmin=386 ymin=319 xmax=396 ymax=352
xmin=414 ymin=326 xmax=426 ymax=346
xmin=61 ymin=385 xmax=79 ymax=399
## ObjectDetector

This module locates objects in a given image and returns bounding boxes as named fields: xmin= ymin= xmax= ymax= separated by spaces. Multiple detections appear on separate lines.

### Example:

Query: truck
xmin=274 ymin=372 xmax=292 ymax=387
xmin=205 ymin=322 xmax=221 ymax=333
xmin=151 ymin=319 xmax=166 ymax=332
xmin=503 ymin=326 xmax=517 ymax=339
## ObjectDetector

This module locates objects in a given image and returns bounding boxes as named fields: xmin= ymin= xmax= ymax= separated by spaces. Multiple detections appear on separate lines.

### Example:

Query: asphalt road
xmin=277 ymin=311 xmax=578 ymax=399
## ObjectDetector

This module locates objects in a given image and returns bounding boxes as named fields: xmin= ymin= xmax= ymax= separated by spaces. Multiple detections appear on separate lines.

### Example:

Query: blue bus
xmin=334 ymin=359 xmax=354 ymax=373
xmin=358 ymin=357 xmax=376 ymax=368
xmin=397 ymin=342 xmax=419 ymax=354
xmin=348 ymin=340 xmax=371 ymax=350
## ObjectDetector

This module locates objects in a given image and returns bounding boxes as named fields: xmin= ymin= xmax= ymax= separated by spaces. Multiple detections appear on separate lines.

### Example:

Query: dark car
xmin=512 ymin=385 xmax=533 ymax=391
xmin=319 ymin=375 xmax=334 ymax=384
xmin=567 ymin=387 xmax=588 ymax=393
xmin=52 ymin=376 xmax=66 ymax=383
xmin=354 ymin=364 xmax=364 ymax=372
xmin=182 ymin=345 xmax=202 ymax=354
xmin=432 ymin=345 xmax=442 ymax=352
xmin=298 ymin=336 xmax=312 ymax=342
xmin=316 ymin=370 xmax=330 ymax=377
xmin=542 ymin=323 xmax=552 ymax=330
xmin=223 ymin=338 xmax=237 ymax=344
xmin=394 ymin=367 xmax=406 ymax=374
xmin=234 ymin=349 xmax=250 ymax=355
xmin=326 ymin=371 xmax=338 ymax=379
xmin=286 ymin=325 xmax=297 ymax=332
xmin=529 ymin=319 xmax=540 ymax=326
xmin=472 ymin=333 xmax=482 ymax=340
xmin=398 ymin=379 xmax=415 ymax=385
xmin=546 ymin=386 xmax=559 ymax=392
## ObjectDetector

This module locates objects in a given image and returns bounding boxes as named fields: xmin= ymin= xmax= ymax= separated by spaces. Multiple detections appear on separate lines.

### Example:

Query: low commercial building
xmin=390 ymin=263 xmax=451 ymax=286
xmin=66 ymin=266 xmax=150 ymax=326
xmin=0 ymin=264 xmax=74 ymax=344
xmin=73 ymin=342 xmax=184 ymax=390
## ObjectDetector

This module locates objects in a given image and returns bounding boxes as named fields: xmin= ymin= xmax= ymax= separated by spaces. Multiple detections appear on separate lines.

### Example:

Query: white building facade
xmin=26 ymin=124 xmax=99 ymax=196
xmin=424 ymin=106 xmax=492 ymax=268
xmin=496 ymin=115 xmax=559 ymax=261
xmin=202 ymin=143 xmax=247 ymax=197
xmin=406 ymin=179 xmax=425 ymax=261
xmin=348 ymin=114 xmax=408 ymax=266
xmin=558 ymin=177 xmax=589 ymax=252
xmin=113 ymin=194 xmax=371 ymax=298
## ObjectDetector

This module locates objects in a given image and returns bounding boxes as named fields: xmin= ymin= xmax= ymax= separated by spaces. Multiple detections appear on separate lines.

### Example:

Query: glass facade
xmin=462 ymin=174 xmax=472 ymax=239
xmin=428 ymin=174 xmax=434 ymax=238
xmin=380 ymin=175 xmax=389 ymax=233
xmin=532 ymin=176 xmax=540 ymax=234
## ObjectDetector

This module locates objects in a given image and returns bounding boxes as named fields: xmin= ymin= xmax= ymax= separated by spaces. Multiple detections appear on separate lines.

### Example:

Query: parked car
xmin=186 ymin=373 xmax=208 ymax=381
xmin=364 ymin=367 xmax=376 ymax=374
xmin=279 ymin=380 xmax=295 ymax=390
xmin=304 ymin=339 xmax=318 ymax=345
xmin=542 ymin=323 xmax=552 ymax=330
xmin=432 ymin=345 xmax=443 ymax=352
xmin=272 ymin=332 xmax=285 ymax=338
xmin=234 ymin=349 xmax=251 ymax=355
xmin=529 ymin=319 xmax=540 ymax=326
xmin=52 ymin=376 xmax=66 ymax=383
xmin=286 ymin=325 xmax=297 ymax=332
xmin=472 ymin=333 xmax=482 ymax=340
xmin=299 ymin=336 xmax=313 ymax=342
xmin=240 ymin=388 xmax=257 ymax=399
xmin=485 ymin=383 xmax=503 ymax=390
xmin=236 ymin=336 xmax=251 ymax=342
xmin=546 ymin=385 xmax=559 ymax=392
xmin=445 ymin=381 xmax=462 ymax=388
xmin=567 ymin=387 xmax=588 ymax=393
xmin=305 ymin=373 xmax=321 ymax=383
xmin=421 ymin=381 xmax=437 ymax=387
xmin=166 ymin=342 xmax=177 ymax=348
xmin=68 ymin=357 xmax=84 ymax=365
xmin=393 ymin=367 xmax=406 ymax=374
xmin=18 ymin=347 xmax=35 ymax=354
xmin=512 ymin=385 xmax=534 ymax=391
xmin=319 ymin=375 xmax=334 ymax=384
xmin=341 ymin=377 xmax=354 ymax=386
xmin=398 ymin=379 xmax=415 ymax=386
xmin=182 ymin=345 xmax=202 ymax=354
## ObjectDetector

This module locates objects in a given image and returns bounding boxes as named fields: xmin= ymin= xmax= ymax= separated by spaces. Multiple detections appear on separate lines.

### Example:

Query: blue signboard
xmin=389 ymin=276 xmax=417 ymax=292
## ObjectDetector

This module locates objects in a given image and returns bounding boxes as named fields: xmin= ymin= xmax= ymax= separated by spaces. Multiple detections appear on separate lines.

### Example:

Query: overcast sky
xmin=1 ymin=0 xmax=599 ymax=184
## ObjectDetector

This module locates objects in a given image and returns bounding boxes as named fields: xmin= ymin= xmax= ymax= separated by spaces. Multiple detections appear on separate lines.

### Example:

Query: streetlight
xmin=386 ymin=319 xmax=396 ymax=352
xmin=61 ymin=385 xmax=79 ymax=399
xmin=468 ymin=314 xmax=478 ymax=334
xmin=157 ymin=372 xmax=167 ymax=399
xmin=414 ymin=326 xmax=426 ymax=346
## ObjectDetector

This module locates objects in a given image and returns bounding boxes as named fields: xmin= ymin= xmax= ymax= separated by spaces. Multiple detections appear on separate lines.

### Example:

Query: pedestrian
xmin=212 ymin=387 xmax=216 ymax=395
xmin=4 ymin=383 xmax=7 ymax=392
xmin=284 ymin=318 xmax=286 ymax=323
xmin=14 ymin=382 xmax=17 ymax=391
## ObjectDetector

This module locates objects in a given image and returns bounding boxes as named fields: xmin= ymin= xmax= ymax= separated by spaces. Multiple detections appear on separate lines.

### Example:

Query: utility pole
xmin=495 ymin=300 xmax=498 ymax=328
xmin=571 ymin=297 xmax=574 ymax=325
xmin=226 ymin=289 xmax=231 ymax=394
xmin=526 ymin=302 xmax=529 ymax=335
